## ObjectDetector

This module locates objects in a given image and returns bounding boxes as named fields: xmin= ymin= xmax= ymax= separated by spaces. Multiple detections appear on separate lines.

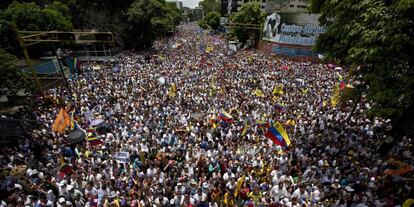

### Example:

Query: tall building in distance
xmin=266 ymin=0 xmax=309 ymax=13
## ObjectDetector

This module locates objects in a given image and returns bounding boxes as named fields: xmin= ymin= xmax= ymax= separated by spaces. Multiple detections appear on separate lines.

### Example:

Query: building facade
xmin=222 ymin=0 xmax=309 ymax=14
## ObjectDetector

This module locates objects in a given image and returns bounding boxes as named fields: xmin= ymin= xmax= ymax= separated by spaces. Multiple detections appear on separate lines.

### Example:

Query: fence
xmin=0 ymin=117 xmax=39 ymax=144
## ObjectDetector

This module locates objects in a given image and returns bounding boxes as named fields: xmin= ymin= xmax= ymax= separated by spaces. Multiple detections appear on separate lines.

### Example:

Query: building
xmin=266 ymin=0 xmax=309 ymax=13
xmin=223 ymin=0 xmax=309 ymax=15
xmin=193 ymin=6 xmax=204 ymax=21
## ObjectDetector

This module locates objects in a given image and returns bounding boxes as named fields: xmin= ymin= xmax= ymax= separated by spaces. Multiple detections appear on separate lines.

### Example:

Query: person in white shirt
xmin=291 ymin=185 xmax=309 ymax=205
xmin=193 ymin=189 xmax=207 ymax=206
xmin=285 ymin=197 xmax=301 ymax=207
xmin=180 ymin=193 xmax=195 ymax=206
xmin=222 ymin=169 xmax=235 ymax=181
xmin=154 ymin=194 xmax=169 ymax=206
xmin=270 ymin=182 xmax=288 ymax=202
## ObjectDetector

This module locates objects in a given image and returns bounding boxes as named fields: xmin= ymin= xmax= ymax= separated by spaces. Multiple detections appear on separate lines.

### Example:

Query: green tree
xmin=199 ymin=11 xmax=220 ymax=30
xmin=0 ymin=49 xmax=32 ymax=95
xmin=2 ymin=2 xmax=72 ymax=31
xmin=199 ymin=0 xmax=220 ymax=14
xmin=125 ymin=0 xmax=181 ymax=49
xmin=166 ymin=2 xmax=183 ymax=27
xmin=230 ymin=2 xmax=265 ymax=43
xmin=0 ymin=2 xmax=73 ymax=56
xmin=310 ymin=0 xmax=414 ymax=137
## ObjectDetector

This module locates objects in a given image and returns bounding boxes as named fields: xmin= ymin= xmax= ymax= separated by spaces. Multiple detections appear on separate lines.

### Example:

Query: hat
xmin=58 ymin=197 xmax=65 ymax=204
xmin=345 ymin=186 xmax=354 ymax=192
xmin=58 ymin=180 xmax=67 ymax=187
xmin=14 ymin=184 xmax=23 ymax=190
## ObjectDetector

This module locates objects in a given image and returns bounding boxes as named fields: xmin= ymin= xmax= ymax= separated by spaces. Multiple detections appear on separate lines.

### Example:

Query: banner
xmin=113 ymin=151 xmax=130 ymax=163
xmin=262 ymin=12 xmax=326 ymax=46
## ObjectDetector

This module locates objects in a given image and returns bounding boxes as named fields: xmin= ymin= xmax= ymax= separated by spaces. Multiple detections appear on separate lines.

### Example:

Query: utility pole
xmin=55 ymin=48 xmax=73 ymax=99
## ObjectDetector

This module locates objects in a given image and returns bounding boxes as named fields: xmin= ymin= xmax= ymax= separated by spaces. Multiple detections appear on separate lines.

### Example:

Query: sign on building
xmin=262 ymin=12 xmax=326 ymax=46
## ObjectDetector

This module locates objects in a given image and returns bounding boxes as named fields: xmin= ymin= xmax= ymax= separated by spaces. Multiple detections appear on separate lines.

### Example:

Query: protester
xmin=0 ymin=23 xmax=413 ymax=207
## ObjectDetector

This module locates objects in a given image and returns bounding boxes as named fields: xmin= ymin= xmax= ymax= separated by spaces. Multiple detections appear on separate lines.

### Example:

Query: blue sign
xmin=272 ymin=46 xmax=318 ymax=57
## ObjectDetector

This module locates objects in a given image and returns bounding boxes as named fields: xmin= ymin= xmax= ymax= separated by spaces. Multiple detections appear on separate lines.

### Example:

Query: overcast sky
xmin=182 ymin=0 xmax=201 ymax=8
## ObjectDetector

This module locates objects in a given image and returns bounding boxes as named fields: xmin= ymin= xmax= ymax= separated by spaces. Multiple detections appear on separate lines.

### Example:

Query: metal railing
xmin=0 ymin=118 xmax=39 ymax=143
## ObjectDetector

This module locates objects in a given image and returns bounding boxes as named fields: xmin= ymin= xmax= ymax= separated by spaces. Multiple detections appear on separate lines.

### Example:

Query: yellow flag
xmin=241 ymin=122 xmax=249 ymax=136
xmin=168 ymin=83 xmax=177 ymax=98
xmin=234 ymin=174 xmax=245 ymax=197
xmin=301 ymin=88 xmax=309 ymax=94
xmin=272 ymin=85 xmax=284 ymax=95
xmin=253 ymin=89 xmax=264 ymax=97
xmin=210 ymin=75 xmax=216 ymax=89
xmin=331 ymin=84 xmax=340 ymax=107
xmin=70 ymin=110 xmax=75 ymax=130
xmin=52 ymin=108 xmax=71 ymax=133
xmin=206 ymin=46 xmax=214 ymax=53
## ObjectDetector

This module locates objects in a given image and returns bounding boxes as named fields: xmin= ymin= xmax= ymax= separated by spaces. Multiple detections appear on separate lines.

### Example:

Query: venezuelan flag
xmin=218 ymin=110 xmax=234 ymax=123
xmin=57 ymin=164 xmax=73 ymax=178
xmin=264 ymin=122 xmax=291 ymax=147
xmin=256 ymin=120 xmax=270 ymax=128
xmin=87 ymin=137 xmax=104 ymax=146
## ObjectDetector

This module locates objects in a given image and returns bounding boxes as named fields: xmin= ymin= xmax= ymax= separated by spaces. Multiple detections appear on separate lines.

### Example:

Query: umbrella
xmin=90 ymin=119 xmax=104 ymax=126
xmin=67 ymin=129 xmax=86 ymax=143
xmin=335 ymin=67 xmax=343 ymax=70
xmin=97 ymin=122 xmax=111 ymax=129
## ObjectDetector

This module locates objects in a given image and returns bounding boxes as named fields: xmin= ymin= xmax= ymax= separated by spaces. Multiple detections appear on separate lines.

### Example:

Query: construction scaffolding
xmin=15 ymin=28 xmax=115 ymax=91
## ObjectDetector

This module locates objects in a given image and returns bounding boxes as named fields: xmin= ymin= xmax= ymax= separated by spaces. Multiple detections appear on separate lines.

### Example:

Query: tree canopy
xmin=0 ymin=2 xmax=73 ymax=55
xmin=199 ymin=11 xmax=220 ymax=30
xmin=125 ymin=0 xmax=182 ymax=49
xmin=230 ymin=2 xmax=265 ymax=43
xmin=0 ymin=49 xmax=32 ymax=95
xmin=199 ymin=0 xmax=221 ymax=14
xmin=2 ymin=2 xmax=72 ymax=31
xmin=310 ymin=0 xmax=414 ymax=136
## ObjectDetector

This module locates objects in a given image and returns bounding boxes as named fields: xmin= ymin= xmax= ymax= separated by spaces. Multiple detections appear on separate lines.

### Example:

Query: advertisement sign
xmin=262 ymin=12 xmax=326 ymax=46
xmin=221 ymin=0 xmax=237 ymax=16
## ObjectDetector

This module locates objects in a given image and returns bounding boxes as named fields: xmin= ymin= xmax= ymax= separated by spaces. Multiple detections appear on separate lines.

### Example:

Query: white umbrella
xmin=335 ymin=67 xmax=343 ymax=70
xmin=90 ymin=119 xmax=105 ymax=126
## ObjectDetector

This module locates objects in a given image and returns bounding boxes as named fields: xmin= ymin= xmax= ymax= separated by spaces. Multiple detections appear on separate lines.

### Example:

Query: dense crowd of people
xmin=0 ymin=23 xmax=413 ymax=207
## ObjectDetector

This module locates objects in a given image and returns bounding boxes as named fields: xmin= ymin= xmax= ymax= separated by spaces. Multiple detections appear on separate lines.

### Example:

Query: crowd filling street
xmin=0 ymin=23 xmax=413 ymax=207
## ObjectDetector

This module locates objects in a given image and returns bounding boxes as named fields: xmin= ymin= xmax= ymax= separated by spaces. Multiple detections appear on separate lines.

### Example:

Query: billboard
xmin=262 ymin=12 xmax=326 ymax=46
xmin=221 ymin=0 xmax=238 ymax=16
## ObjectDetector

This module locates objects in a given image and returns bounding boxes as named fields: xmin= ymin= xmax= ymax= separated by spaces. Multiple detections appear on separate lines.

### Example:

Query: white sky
xmin=182 ymin=0 xmax=201 ymax=8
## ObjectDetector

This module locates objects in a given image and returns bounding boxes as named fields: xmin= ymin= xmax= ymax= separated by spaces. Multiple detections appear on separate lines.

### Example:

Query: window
xmin=290 ymin=4 xmax=295 ymax=7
